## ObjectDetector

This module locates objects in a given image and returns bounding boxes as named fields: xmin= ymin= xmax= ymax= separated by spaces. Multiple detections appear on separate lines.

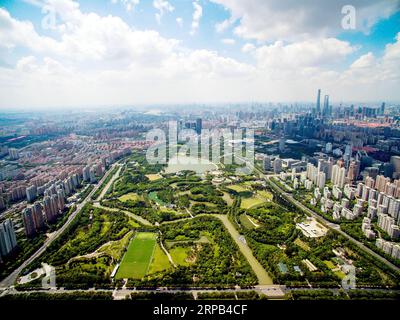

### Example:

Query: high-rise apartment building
xmin=0 ymin=219 xmax=17 ymax=259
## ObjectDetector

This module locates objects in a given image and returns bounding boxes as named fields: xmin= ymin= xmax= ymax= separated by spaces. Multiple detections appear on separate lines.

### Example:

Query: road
xmin=95 ymin=165 xmax=122 ymax=201
xmin=0 ymin=162 xmax=122 ymax=289
xmin=215 ymin=214 xmax=273 ymax=285
xmin=2 ymin=284 xmax=397 ymax=300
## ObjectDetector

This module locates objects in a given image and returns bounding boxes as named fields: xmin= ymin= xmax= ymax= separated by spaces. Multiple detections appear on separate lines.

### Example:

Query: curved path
xmin=93 ymin=202 xmax=153 ymax=226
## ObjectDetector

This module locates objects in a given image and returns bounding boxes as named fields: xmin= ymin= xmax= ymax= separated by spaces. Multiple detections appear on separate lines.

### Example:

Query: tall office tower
xmin=22 ymin=207 xmax=36 ymax=237
xmin=196 ymin=118 xmax=202 ymax=135
xmin=273 ymin=158 xmax=282 ymax=174
xmin=381 ymin=102 xmax=385 ymax=115
xmin=0 ymin=219 xmax=17 ymax=258
xmin=316 ymin=89 xmax=321 ymax=114
xmin=26 ymin=185 xmax=38 ymax=203
xmin=32 ymin=202 xmax=45 ymax=231
xmin=323 ymin=95 xmax=329 ymax=116
xmin=263 ymin=156 xmax=271 ymax=171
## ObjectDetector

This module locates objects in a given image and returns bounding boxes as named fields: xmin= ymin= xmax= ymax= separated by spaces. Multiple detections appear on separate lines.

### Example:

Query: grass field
xmin=146 ymin=174 xmax=162 ymax=181
xmin=240 ymin=195 xmax=267 ymax=209
xmin=165 ymin=235 xmax=210 ymax=249
xmin=323 ymin=260 xmax=336 ymax=269
xmin=148 ymin=244 xmax=171 ymax=274
xmin=170 ymin=246 xmax=192 ymax=266
xmin=227 ymin=184 xmax=248 ymax=193
xmin=115 ymin=232 xmax=157 ymax=279
xmin=258 ymin=190 xmax=273 ymax=201
xmin=118 ymin=193 xmax=140 ymax=202
xmin=148 ymin=191 xmax=167 ymax=206
xmin=222 ymin=192 xmax=234 ymax=206
xmin=239 ymin=214 xmax=260 ymax=229
xmin=294 ymin=238 xmax=311 ymax=252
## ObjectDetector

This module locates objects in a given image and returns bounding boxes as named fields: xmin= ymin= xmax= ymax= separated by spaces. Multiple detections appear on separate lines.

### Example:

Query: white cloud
xmin=0 ymin=1 xmax=399 ymax=108
xmin=190 ymin=1 xmax=203 ymax=36
xmin=210 ymin=0 xmax=400 ymax=41
xmin=241 ymin=43 xmax=255 ymax=53
xmin=254 ymin=38 xmax=356 ymax=69
xmin=111 ymin=0 xmax=140 ymax=12
xmin=153 ymin=0 xmax=174 ymax=25
xmin=176 ymin=17 xmax=183 ymax=28
xmin=222 ymin=38 xmax=235 ymax=45
xmin=350 ymin=52 xmax=376 ymax=69
xmin=215 ymin=17 xmax=237 ymax=33
xmin=343 ymin=33 xmax=400 ymax=83
xmin=0 ymin=8 xmax=59 ymax=51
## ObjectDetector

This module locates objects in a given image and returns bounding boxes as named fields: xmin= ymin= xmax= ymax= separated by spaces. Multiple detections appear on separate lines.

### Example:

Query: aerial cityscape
xmin=0 ymin=0 xmax=399 ymax=308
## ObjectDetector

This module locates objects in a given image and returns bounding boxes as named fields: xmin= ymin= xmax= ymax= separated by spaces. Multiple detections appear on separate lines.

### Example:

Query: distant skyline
xmin=0 ymin=0 xmax=400 ymax=109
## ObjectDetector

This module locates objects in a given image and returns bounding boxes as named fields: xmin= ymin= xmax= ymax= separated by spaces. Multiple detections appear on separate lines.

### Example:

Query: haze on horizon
xmin=0 ymin=0 xmax=399 ymax=109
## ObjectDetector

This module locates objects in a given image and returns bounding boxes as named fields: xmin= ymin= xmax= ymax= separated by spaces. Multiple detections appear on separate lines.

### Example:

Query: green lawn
xmin=170 ymin=246 xmax=192 ymax=266
xmin=148 ymin=244 xmax=171 ymax=274
xmin=148 ymin=191 xmax=167 ymax=206
xmin=294 ymin=238 xmax=311 ymax=252
xmin=222 ymin=192 xmax=234 ymax=206
xmin=118 ymin=193 xmax=140 ymax=202
xmin=240 ymin=195 xmax=267 ymax=209
xmin=257 ymin=190 xmax=273 ymax=201
xmin=116 ymin=232 xmax=157 ymax=279
xmin=227 ymin=184 xmax=248 ymax=193
xmin=239 ymin=214 xmax=259 ymax=230
xmin=323 ymin=260 xmax=336 ymax=269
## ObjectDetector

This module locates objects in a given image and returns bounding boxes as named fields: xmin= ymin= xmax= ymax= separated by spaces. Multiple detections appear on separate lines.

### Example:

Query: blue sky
xmin=0 ymin=0 xmax=399 ymax=108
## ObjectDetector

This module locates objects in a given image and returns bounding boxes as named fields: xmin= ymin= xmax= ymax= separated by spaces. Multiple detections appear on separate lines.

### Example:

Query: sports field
xmin=227 ymin=184 xmax=248 ymax=193
xmin=146 ymin=174 xmax=162 ymax=181
xmin=115 ymin=232 xmax=157 ymax=279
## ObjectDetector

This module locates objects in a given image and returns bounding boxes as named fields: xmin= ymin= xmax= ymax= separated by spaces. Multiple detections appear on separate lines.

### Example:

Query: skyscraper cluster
xmin=22 ymin=174 xmax=80 ymax=237
xmin=315 ymin=89 xmax=332 ymax=117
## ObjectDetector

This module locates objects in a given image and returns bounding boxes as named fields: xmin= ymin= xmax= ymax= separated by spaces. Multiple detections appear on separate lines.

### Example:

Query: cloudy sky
xmin=0 ymin=0 xmax=399 ymax=109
